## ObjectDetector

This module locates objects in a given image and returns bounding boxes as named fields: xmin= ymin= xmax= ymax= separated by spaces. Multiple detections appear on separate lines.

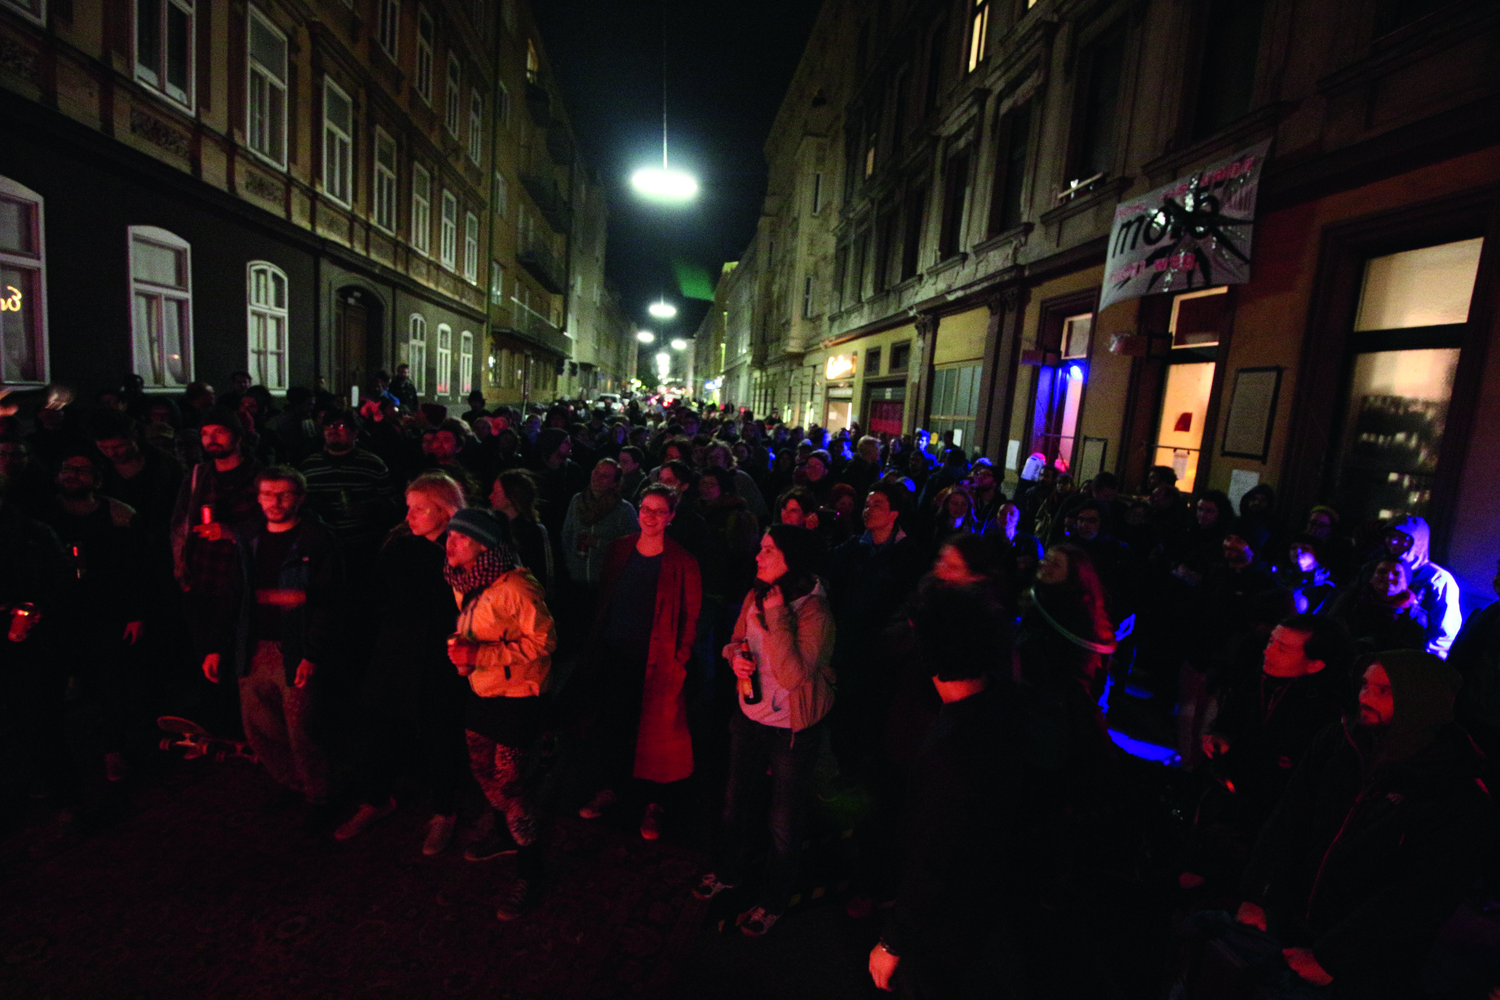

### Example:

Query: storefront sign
xmin=0 ymin=286 xmax=22 ymax=312
xmin=1099 ymin=139 xmax=1271 ymax=312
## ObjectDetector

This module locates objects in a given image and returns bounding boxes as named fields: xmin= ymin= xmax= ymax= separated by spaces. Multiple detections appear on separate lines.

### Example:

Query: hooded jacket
xmin=1240 ymin=650 xmax=1492 ymax=999
xmin=728 ymin=580 xmax=836 ymax=734
xmin=1382 ymin=516 xmax=1462 ymax=657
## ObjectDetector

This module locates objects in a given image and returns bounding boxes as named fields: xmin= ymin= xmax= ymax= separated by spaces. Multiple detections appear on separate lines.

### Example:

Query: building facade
xmin=701 ymin=0 xmax=1500 ymax=610
xmin=0 ymin=0 xmax=626 ymax=412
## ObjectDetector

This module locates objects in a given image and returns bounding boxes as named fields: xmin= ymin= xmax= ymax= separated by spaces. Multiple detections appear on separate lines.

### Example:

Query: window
xmin=135 ymin=0 xmax=195 ymax=109
xmin=1076 ymin=32 xmax=1127 ymax=179
xmin=811 ymin=172 xmax=823 ymax=215
xmin=128 ymin=226 xmax=193 ymax=388
xmin=468 ymin=91 xmax=484 ymax=164
xmin=930 ymin=363 xmax=982 ymax=451
xmin=1061 ymin=313 xmax=1092 ymax=360
xmin=463 ymin=211 xmax=479 ymax=283
xmin=415 ymin=6 xmax=434 ymax=104
xmin=866 ymin=346 xmax=882 ymax=376
xmin=377 ymin=0 xmax=400 ymax=58
xmin=246 ymin=262 xmax=289 ymax=390
xmin=1151 ymin=288 xmax=1226 ymax=492
xmin=435 ymin=323 xmax=452 ymax=396
xmin=459 ymin=330 xmax=474 ymax=394
xmin=802 ymin=275 xmax=814 ymax=319
xmin=247 ymin=8 xmax=288 ymax=168
xmin=938 ymin=146 xmax=972 ymax=259
xmin=1194 ymin=0 xmax=1266 ymax=139
xmin=4 ymin=0 xmax=46 ymax=27
xmin=924 ymin=22 xmax=948 ymax=118
xmin=322 ymin=79 xmax=354 ymax=206
xmin=492 ymin=171 xmax=508 ymax=217
xmin=490 ymin=260 xmax=504 ymax=305
xmin=445 ymin=55 xmax=461 ymax=135
xmin=411 ymin=163 xmax=431 ymax=254
xmin=0 ymin=176 xmax=48 ymax=384
xmin=373 ymin=129 xmax=397 ymax=232
xmin=987 ymin=101 xmax=1031 ymax=235
xmin=890 ymin=340 xmax=911 ymax=372
xmin=966 ymin=0 xmax=990 ymax=73
xmin=408 ymin=314 xmax=427 ymax=394
xmin=900 ymin=183 xmax=927 ymax=280
xmin=440 ymin=190 xmax=458 ymax=269
xmin=525 ymin=39 xmax=540 ymax=84
xmin=497 ymin=83 xmax=512 ymax=127
xmin=1334 ymin=237 xmax=1483 ymax=523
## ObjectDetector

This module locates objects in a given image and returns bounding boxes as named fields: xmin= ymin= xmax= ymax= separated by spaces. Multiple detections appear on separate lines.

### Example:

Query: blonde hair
xmin=406 ymin=472 xmax=466 ymax=517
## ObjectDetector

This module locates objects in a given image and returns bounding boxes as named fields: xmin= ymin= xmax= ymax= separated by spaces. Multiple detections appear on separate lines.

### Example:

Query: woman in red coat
xmin=578 ymin=484 xmax=702 ymax=840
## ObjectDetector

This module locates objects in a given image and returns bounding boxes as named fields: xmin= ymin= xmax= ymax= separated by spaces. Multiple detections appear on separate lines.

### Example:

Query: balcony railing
xmin=519 ymin=169 xmax=572 ymax=234
xmin=517 ymin=232 xmax=566 ymax=294
xmin=497 ymin=297 xmax=567 ymax=355
xmin=525 ymin=81 xmax=552 ymax=126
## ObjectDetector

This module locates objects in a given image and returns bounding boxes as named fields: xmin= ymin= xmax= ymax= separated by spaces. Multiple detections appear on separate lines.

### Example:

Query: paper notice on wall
xmin=1006 ymin=439 xmax=1020 ymax=473
xmin=1228 ymin=468 xmax=1260 ymax=512
xmin=1172 ymin=451 xmax=1190 ymax=482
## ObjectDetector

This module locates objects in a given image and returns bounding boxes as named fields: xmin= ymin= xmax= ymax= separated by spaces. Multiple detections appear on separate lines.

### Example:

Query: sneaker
xmin=422 ymin=813 xmax=457 ymax=856
xmin=334 ymin=798 xmax=397 ymax=841
xmin=737 ymin=906 xmax=780 ymax=937
xmin=464 ymin=825 xmax=520 ymax=861
xmin=640 ymin=803 xmax=664 ymax=841
xmin=578 ymin=789 xmax=619 ymax=820
xmin=494 ymin=879 xmax=532 ymax=921
xmin=692 ymin=872 xmax=738 ymax=901
xmin=104 ymin=752 xmax=129 ymax=783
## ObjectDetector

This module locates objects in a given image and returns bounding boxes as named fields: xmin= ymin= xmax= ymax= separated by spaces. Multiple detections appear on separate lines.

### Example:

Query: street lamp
xmin=648 ymin=300 xmax=678 ymax=319
xmin=670 ymin=338 xmax=688 ymax=351
xmin=636 ymin=330 xmax=655 ymax=343
xmin=631 ymin=5 xmax=699 ymax=206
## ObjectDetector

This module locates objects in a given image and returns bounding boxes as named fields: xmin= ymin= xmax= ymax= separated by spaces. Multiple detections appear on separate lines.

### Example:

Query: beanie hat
xmin=447 ymin=509 xmax=506 ymax=550
xmin=200 ymin=407 xmax=244 ymax=436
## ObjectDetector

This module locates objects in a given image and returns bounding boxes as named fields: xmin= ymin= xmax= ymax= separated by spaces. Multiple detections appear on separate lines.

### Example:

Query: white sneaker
xmin=578 ymin=789 xmax=619 ymax=819
xmin=423 ymin=813 xmax=458 ymax=856
xmin=333 ymin=798 xmax=396 ymax=841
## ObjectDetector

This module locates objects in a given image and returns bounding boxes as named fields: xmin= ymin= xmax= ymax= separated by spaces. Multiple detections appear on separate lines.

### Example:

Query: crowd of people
xmin=1 ymin=369 xmax=1497 ymax=998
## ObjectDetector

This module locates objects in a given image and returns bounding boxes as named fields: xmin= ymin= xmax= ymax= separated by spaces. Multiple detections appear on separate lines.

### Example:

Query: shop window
xmin=373 ymin=129 xmax=398 ymax=233
xmin=377 ymin=0 xmax=399 ymax=58
xmin=128 ymin=226 xmax=193 ymax=388
xmin=246 ymin=262 xmax=288 ymax=390
xmin=435 ymin=323 xmax=452 ymax=396
xmin=445 ymin=55 xmax=461 ymax=136
xmin=1153 ymin=362 xmax=1214 ymax=493
xmin=1031 ymin=299 xmax=1096 ymax=472
xmin=930 ymin=362 xmax=983 ymax=452
xmin=247 ymin=7 xmax=288 ymax=169
xmin=1193 ymin=0 xmax=1265 ymax=139
xmin=987 ymin=101 xmax=1031 ymax=236
xmin=415 ymin=6 xmax=434 ymax=104
xmin=135 ymin=0 xmax=195 ymax=111
xmin=459 ymin=330 xmax=473 ymax=394
xmin=0 ymin=176 xmax=48 ymax=384
xmin=440 ymin=190 xmax=457 ymax=270
xmin=408 ymin=313 xmax=427 ymax=394
xmin=1334 ymin=237 xmax=1482 ymax=523
xmin=463 ymin=211 xmax=479 ymax=283
xmin=966 ymin=0 xmax=990 ymax=73
xmin=411 ymin=164 xmax=432 ymax=255
xmin=322 ymin=79 xmax=354 ymax=207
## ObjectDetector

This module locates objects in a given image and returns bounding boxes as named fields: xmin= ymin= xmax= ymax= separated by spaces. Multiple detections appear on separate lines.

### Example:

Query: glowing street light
xmin=632 ymin=167 xmax=699 ymax=204
xmin=670 ymin=338 xmax=688 ymax=351
xmin=655 ymin=351 xmax=671 ymax=377
xmin=648 ymin=300 xmax=678 ymax=319
xmin=636 ymin=330 xmax=656 ymax=343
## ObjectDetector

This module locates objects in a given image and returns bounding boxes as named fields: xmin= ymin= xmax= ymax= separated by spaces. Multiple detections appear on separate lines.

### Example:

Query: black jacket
xmin=233 ymin=516 xmax=343 ymax=684
xmin=361 ymin=528 xmax=464 ymax=715
xmin=1240 ymin=719 xmax=1491 ymax=998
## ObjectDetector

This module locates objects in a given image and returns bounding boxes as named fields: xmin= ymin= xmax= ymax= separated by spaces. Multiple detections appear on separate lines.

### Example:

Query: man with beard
xmin=87 ymin=409 xmax=183 ymax=544
xmin=206 ymin=467 xmax=340 ymax=827
xmin=298 ymin=408 xmax=399 ymax=565
xmin=41 ymin=451 xmax=147 ymax=782
xmin=1222 ymin=651 xmax=1491 ymax=999
xmin=170 ymin=408 xmax=264 ymax=733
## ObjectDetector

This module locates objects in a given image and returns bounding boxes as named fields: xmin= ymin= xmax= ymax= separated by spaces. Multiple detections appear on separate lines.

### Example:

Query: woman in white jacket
xmin=694 ymin=524 xmax=835 ymax=937
xmin=443 ymin=509 xmax=556 ymax=921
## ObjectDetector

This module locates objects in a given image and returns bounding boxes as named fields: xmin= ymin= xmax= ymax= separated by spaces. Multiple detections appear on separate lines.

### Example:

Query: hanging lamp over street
xmin=648 ymin=299 xmax=678 ymax=319
xmin=631 ymin=6 xmax=699 ymax=205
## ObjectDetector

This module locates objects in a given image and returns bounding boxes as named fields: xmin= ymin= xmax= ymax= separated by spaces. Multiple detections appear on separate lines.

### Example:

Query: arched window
xmin=247 ymin=262 xmax=289 ymax=390
xmin=0 ymin=174 xmax=49 ymax=384
xmin=408 ymin=313 xmax=427 ymax=395
xmin=435 ymin=322 xmax=452 ymax=396
xmin=459 ymin=330 xmax=474 ymax=395
xmin=128 ymin=225 xmax=193 ymax=388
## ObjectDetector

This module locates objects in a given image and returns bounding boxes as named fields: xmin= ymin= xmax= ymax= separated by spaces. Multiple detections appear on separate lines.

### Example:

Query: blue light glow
xmin=1107 ymin=729 xmax=1180 ymax=765
xmin=1069 ymin=364 xmax=1085 ymax=382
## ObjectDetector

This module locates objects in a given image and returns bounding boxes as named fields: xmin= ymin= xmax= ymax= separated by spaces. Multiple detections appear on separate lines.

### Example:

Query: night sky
xmin=532 ymin=0 xmax=823 ymax=341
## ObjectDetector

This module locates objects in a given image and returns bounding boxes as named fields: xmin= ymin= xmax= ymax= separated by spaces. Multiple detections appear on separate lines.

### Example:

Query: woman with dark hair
xmin=694 ymin=525 xmax=835 ymax=937
xmin=490 ymin=469 xmax=552 ymax=596
xmin=1013 ymin=543 xmax=1116 ymax=906
xmin=931 ymin=483 xmax=979 ymax=546
xmin=1170 ymin=488 xmax=1235 ymax=567
xmin=577 ymin=485 xmax=702 ymax=841
xmin=1331 ymin=557 xmax=1429 ymax=653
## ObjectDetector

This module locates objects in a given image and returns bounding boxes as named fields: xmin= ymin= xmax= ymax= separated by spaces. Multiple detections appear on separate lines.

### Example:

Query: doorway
xmin=334 ymin=287 xmax=384 ymax=403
